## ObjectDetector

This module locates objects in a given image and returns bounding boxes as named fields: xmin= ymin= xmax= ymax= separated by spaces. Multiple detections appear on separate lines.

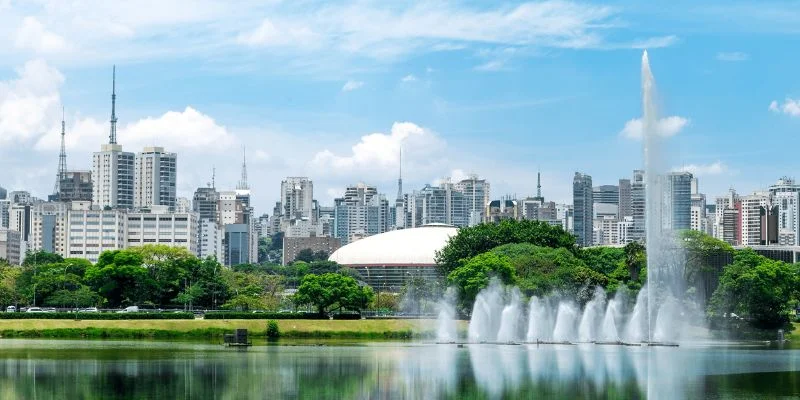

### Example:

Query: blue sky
xmin=1 ymin=0 xmax=799 ymax=213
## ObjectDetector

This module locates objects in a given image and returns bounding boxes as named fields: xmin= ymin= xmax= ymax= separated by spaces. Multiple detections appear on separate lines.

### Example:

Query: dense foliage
xmin=293 ymin=273 xmax=374 ymax=315
xmin=708 ymin=249 xmax=799 ymax=328
xmin=435 ymin=219 xmax=577 ymax=275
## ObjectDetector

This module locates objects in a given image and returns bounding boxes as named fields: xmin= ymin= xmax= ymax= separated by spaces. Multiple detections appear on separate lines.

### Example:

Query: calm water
xmin=0 ymin=340 xmax=799 ymax=399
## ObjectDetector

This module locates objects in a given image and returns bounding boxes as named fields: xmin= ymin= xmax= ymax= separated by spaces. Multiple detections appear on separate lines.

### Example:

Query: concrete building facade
xmin=134 ymin=147 xmax=177 ymax=210
xmin=92 ymin=144 xmax=135 ymax=210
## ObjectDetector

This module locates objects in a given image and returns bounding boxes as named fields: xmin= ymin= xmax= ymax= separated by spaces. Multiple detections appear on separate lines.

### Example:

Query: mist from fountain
xmin=526 ymin=296 xmax=554 ymax=342
xmin=600 ymin=295 xmax=622 ymax=342
xmin=624 ymin=287 xmax=649 ymax=343
xmin=436 ymin=287 xmax=458 ymax=342
xmin=578 ymin=288 xmax=606 ymax=342
xmin=553 ymin=302 xmax=580 ymax=342
xmin=496 ymin=287 xmax=523 ymax=342
xmin=468 ymin=279 xmax=505 ymax=342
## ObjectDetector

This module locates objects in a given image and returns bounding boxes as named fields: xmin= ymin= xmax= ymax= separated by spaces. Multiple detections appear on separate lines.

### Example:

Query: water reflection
xmin=0 ymin=340 xmax=798 ymax=399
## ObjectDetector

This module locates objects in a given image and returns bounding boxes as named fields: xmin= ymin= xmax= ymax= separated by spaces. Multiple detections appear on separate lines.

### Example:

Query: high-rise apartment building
xmin=0 ymin=185 xmax=6 ymax=200
xmin=593 ymin=185 xmax=619 ymax=205
xmin=406 ymin=184 xmax=469 ymax=228
xmin=56 ymin=171 xmax=93 ymax=202
xmin=618 ymin=179 xmax=632 ymax=219
xmin=0 ymin=228 xmax=21 ymax=265
xmin=630 ymin=170 xmax=646 ymax=241
xmin=29 ymin=202 xmax=68 ymax=255
xmin=739 ymin=193 xmax=769 ymax=246
xmin=573 ymin=172 xmax=593 ymax=246
xmin=93 ymin=144 xmax=135 ymax=209
xmin=134 ymin=147 xmax=177 ymax=209
xmin=333 ymin=183 xmax=390 ymax=245
xmin=198 ymin=219 xmax=223 ymax=261
xmin=665 ymin=172 xmax=693 ymax=231
xmin=280 ymin=177 xmax=314 ymax=223
xmin=454 ymin=175 xmax=490 ymax=226
xmin=193 ymin=187 xmax=219 ymax=222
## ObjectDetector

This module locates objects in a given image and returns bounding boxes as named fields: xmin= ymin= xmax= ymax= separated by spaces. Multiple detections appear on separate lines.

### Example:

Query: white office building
xmin=198 ymin=219 xmax=223 ymax=261
xmin=66 ymin=208 xmax=127 ymax=263
xmin=134 ymin=147 xmax=177 ymax=210
xmin=126 ymin=208 xmax=198 ymax=255
xmin=92 ymin=144 xmax=135 ymax=210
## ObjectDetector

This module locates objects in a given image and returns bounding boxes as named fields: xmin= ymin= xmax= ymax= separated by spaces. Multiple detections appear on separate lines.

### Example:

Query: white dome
xmin=329 ymin=225 xmax=458 ymax=266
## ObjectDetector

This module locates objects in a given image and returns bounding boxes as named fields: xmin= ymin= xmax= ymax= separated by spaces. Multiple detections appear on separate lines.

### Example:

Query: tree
xmin=85 ymin=250 xmax=149 ymax=307
xmin=709 ymin=249 xmax=799 ymax=329
xmin=398 ymin=277 xmax=444 ymax=314
xmin=174 ymin=283 xmax=204 ymax=311
xmin=371 ymin=292 xmax=399 ymax=311
xmin=490 ymin=243 xmax=608 ymax=302
xmin=128 ymin=245 xmax=196 ymax=306
xmin=294 ymin=273 xmax=374 ymax=315
xmin=623 ymin=241 xmax=646 ymax=283
xmin=295 ymin=248 xmax=316 ymax=263
xmin=447 ymin=252 xmax=516 ymax=310
xmin=22 ymin=250 xmax=63 ymax=267
xmin=680 ymin=230 xmax=734 ymax=304
xmin=435 ymin=219 xmax=576 ymax=275
xmin=580 ymin=247 xmax=625 ymax=275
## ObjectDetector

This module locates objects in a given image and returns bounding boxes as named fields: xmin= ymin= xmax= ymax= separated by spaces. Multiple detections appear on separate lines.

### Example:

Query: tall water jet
xmin=468 ymin=279 xmax=504 ymax=342
xmin=497 ymin=287 xmax=523 ymax=342
xmin=653 ymin=297 xmax=682 ymax=342
xmin=578 ymin=288 xmax=606 ymax=342
xmin=641 ymin=50 xmax=687 ymax=342
xmin=436 ymin=287 xmax=458 ymax=342
xmin=552 ymin=301 xmax=579 ymax=342
xmin=624 ymin=286 xmax=648 ymax=343
xmin=600 ymin=295 xmax=621 ymax=342
xmin=526 ymin=296 xmax=554 ymax=342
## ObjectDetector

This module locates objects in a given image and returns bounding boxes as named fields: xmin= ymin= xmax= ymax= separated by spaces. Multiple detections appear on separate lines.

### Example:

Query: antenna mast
xmin=109 ymin=65 xmax=118 ymax=144
xmin=54 ymin=107 xmax=67 ymax=197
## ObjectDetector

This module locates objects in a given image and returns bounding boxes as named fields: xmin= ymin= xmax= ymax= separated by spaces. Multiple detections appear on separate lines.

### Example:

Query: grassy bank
xmin=0 ymin=319 xmax=468 ymax=340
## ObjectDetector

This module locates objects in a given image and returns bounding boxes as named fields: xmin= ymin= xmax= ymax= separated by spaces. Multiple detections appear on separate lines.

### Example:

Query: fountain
xmin=436 ymin=288 xmax=458 ymax=342
xmin=496 ymin=288 xmax=523 ymax=342
xmin=441 ymin=51 xmax=690 ymax=347
xmin=577 ymin=288 xmax=606 ymax=342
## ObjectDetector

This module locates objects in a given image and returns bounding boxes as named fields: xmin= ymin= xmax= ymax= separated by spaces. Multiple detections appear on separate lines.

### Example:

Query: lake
xmin=0 ymin=339 xmax=798 ymax=399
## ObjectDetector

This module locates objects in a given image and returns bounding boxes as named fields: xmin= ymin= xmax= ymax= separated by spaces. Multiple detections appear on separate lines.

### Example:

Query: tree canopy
xmin=709 ymin=249 xmax=799 ymax=328
xmin=447 ymin=252 xmax=516 ymax=310
xmin=294 ymin=273 xmax=374 ymax=315
xmin=435 ymin=219 xmax=576 ymax=275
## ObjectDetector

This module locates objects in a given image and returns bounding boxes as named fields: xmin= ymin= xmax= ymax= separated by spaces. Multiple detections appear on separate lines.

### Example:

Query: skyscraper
xmin=333 ymin=183 xmax=390 ymax=244
xmin=134 ymin=146 xmax=177 ymax=209
xmin=573 ymin=172 xmax=593 ymax=246
xmin=193 ymin=187 xmax=219 ymax=222
xmin=92 ymin=67 xmax=134 ymax=209
xmin=665 ymin=172 xmax=693 ymax=231
xmin=630 ymin=170 xmax=646 ymax=241
xmin=280 ymin=177 xmax=314 ymax=223
xmin=454 ymin=175 xmax=490 ymax=226
xmin=593 ymin=185 xmax=619 ymax=205
xmin=618 ymin=178 xmax=632 ymax=219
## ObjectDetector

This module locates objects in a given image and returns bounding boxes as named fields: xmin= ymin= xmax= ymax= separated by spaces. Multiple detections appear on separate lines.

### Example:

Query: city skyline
xmin=2 ymin=1 xmax=800 ymax=214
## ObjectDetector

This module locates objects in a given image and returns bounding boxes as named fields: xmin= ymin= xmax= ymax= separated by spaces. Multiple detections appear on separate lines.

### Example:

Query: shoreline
xmin=0 ymin=319 xmax=468 ymax=340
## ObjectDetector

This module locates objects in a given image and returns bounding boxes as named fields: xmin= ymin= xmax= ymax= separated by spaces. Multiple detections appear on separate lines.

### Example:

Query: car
xmin=80 ymin=307 xmax=99 ymax=313
xmin=26 ymin=307 xmax=43 ymax=313
xmin=5 ymin=306 xmax=16 ymax=313
xmin=43 ymin=308 xmax=57 ymax=313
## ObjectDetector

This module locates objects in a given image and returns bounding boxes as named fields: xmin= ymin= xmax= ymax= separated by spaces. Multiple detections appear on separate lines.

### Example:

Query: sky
xmin=1 ymin=0 xmax=800 ymax=214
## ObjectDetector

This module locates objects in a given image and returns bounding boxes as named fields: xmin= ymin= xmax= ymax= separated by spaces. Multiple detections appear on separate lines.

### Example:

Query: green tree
xmin=580 ymin=246 xmax=625 ymax=275
xmin=0 ymin=263 xmax=22 ymax=306
xmin=371 ymin=292 xmax=399 ymax=311
xmin=435 ymin=219 xmax=576 ymax=275
xmin=623 ymin=241 xmax=646 ymax=284
xmin=490 ymin=243 xmax=608 ymax=302
xmin=45 ymin=286 xmax=101 ymax=308
xmin=22 ymin=250 xmax=63 ymax=267
xmin=174 ymin=283 xmax=204 ymax=311
xmin=295 ymin=248 xmax=316 ymax=263
xmin=709 ymin=249 xmax=799 ymax=328
xmin=680 ymin=230 xmax=734 ymax=304
xmin=294 ymin=273 xmax=374 ymax=315
xmin=85 ymin=250 xmax=149 ymax=307
xmin=447 ymin=252 xmax=516 ymax=310
xmin=128 ymin=245 xmax=196 ymax=306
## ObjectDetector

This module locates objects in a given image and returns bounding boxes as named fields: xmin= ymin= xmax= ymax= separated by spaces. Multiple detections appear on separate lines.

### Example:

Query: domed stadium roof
xmin=329 ymin=224 xmax=458 ymax=266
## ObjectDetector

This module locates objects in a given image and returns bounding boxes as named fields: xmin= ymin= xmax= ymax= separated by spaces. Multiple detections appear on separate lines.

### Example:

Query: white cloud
xmin=310 ymin=122 xmax=446 ymax=179
xmin=236 ymin=18 xmax=319 ymax=48
xmin=620 ymin=116 xmax=689 ymax=139
xmin=716 ymin=51 xmax=749 ymax=62
xmin=769 ymin=98 xmax=800 ymax=116
xmin=14 ymin=17 xmax=70 ymax=53
xmin=673 ymin=161 xmax=727 ymax=176
xmin=341 ymin=80 xmax=364 ymax=92
xmin=474 ymin=60 xmax=507 ymax=72
xmin=401 ymin=74 xmax=417 ymax=82
xmin=0 ymin=59 xmax=64 ymax=144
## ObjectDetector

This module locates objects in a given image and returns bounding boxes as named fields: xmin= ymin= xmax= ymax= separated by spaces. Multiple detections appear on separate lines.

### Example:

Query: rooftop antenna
xmin=236 ymin=146 xmax=249 ymax=190
xmin=212 ymin=166 xmax=216 ymax=189
xmin=53 ymin=106 xmax=67 ymax=196
xmin=396 ymin=145 xmax=403 ymax=202
xmin=109 ymin=65 xmax=118 ymax=145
